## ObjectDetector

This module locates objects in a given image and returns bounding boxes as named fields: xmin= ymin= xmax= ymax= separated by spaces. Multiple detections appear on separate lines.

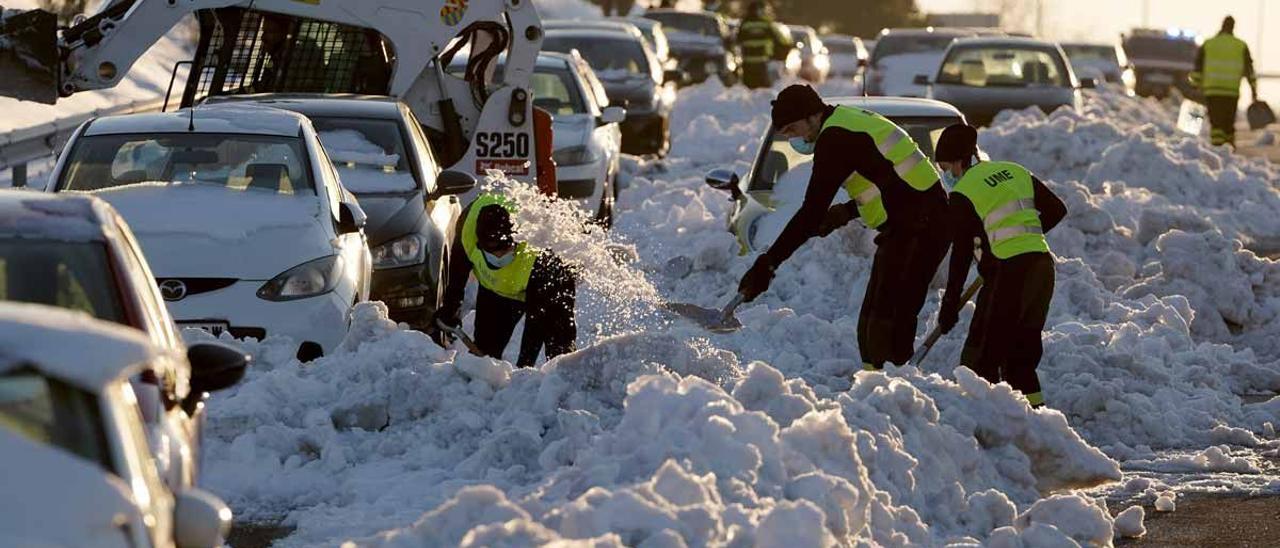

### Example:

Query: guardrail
xmin=0 ymin=97 xmax=167 ymax=187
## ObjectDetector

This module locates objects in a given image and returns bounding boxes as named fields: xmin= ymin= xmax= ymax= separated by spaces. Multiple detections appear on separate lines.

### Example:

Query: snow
xmin=318 ymin=129 xmax=417 ymax=194
xmin=0 ymin=190 xmax=105 ymax=242
xmin=873 ymin=52 xmax=945 ymax=97
xmin=1112 ymin=505 xmax=1146 ymax=539
xmin=0 ymin=302 xmax=152 ymax=392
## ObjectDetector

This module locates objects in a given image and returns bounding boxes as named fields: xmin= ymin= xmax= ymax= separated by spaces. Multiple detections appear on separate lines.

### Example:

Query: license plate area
xmin=178 ymin=321 xmax=230 ymax=336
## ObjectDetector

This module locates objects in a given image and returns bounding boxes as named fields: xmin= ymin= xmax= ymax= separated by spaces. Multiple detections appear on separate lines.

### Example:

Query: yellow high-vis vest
xmin=953 ymin=161 xmax=1050 ymax=259
xmin=461 ymin=194 xmax=538 ymax=301
xmin=819 ymin=106 xmax=940 ymax=230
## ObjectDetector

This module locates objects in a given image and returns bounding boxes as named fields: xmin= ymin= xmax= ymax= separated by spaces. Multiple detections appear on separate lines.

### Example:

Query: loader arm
xmin=0 ymin=0 xmax=544 ymax=177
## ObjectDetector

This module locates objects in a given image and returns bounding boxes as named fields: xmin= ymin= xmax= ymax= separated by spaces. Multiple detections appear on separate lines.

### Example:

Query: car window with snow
xmin=530 ymin=69 xmax=589 ymax=116
xmin=937 ymin=47 xmax=1068 ymax=87
xmin=311 ymin=117 xmax=419 ymax=194
xmin=0 ymin=371 xmax=111 ymax=469
xmin=543 ymin=36 xmax=649 ymax=80
xmin=749 ymin=118 xmax=953 ymax=193
xmin=0 ymin=240 xmax=125 ymax=324
xmin=58 ymin=133 xmax=314 ymax=195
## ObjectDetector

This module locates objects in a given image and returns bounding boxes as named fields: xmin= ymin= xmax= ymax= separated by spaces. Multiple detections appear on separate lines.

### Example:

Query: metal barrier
xmin=0 ymin=97 xmax=167 ymax=187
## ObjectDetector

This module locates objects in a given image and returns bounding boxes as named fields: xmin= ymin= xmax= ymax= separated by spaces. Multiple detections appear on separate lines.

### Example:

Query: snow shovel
xmin=665 ymin=293 xmax=745 ymax=333
xmin=1248 ymin=101 xmax=1277 ymax=130
xmin=909 ymin=277 xmax=984 ymax=366
xmin=435 ymin=319 xmax=485 ymax=356
xmin=1176 ymin=99 xmax=1207 ymax=136
xmin=0 ymin=9 xmax=60 ymax=104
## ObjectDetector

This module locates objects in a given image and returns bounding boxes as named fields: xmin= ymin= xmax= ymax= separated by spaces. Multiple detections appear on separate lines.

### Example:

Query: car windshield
xmin=937 ymin=47 xmax=1068 ymax=87
xmin=0 ymin=370 xmax=112 ymax=470
xmin=0 ymin=240 xmax=125 ymax=324
xmin=644 ymin=12 xmax=719 ymax=37
xmin=872 ymin=34 xmax=962 ymax=63
xmin=310 ymin=117 xmax=419 ymax=194
xmin=1062 ymin=45 xmax=1118 ymax=65
xmin=750 ymin=116 xmax=956 ymax=192
xmin=1123 ymin=36 xmax=1197 ymax=62
xmin=543 ymin=36 xmax=649 ymax=79
xmin=531 ymin=68 xmax=589 ymax=116
xmin=59 ymin=133 xmax=313 ymax=195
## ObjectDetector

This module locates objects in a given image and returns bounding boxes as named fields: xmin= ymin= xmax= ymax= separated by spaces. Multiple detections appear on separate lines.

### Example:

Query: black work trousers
xmin=859 ymin=229 xmax=951 ymax=368
xmin=971 ymin=252 xmax=1055 ymax=397
xmin=1206 ymin=95 xmax=1239 ymax=146
xmin=742 ymin=62 xmax=772 ymax=89
xmin=473 ymin=257 xmax=576 ymax=367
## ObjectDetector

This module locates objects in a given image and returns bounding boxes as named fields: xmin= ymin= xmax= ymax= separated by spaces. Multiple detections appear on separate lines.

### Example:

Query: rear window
xmin=311 ymin=117 xmax=419 ymax=194
xmin=0 ymin=369 xmax=112 ymax=470
xmin=59 ymin=133 xmax=314 ymax=196
xmin=937 ymin=47 xmax=1069 ymax=87
xmin=1123 ymin=36 xmax=1197 ymax=62
xmin=873 ymin=34 xmax=963 ymax=63
xmin=0 ymin=239 xmax=125 ymax=324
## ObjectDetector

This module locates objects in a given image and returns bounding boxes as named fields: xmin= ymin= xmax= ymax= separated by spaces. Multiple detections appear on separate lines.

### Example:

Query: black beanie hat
xmin=935 ymin=123 xmax=979 ymax=162
xmin=476 ymin=204 xmax=516 ymax=251
xmin=771 ymin=84 xmax=825 ymax=130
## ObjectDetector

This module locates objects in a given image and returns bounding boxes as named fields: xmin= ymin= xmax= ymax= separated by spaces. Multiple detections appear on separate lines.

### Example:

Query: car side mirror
xmin=705 ymin=168 xmax=741 ymax=196
xmin=1080 ymin=77 xmax=1097 ymax=89
xmin=600 ymin=106 xmax=627 ymax=125
xmin=174 ymin=489 xmax=232 ymax=548
xmin=186 ymin=342 xmax=248 ymax=395
xmin=434 ymin=169 xmax=477 ymax=196
xmin=338 ymin=201 xmax=366 ymax=234
xmin=913 ymin=74 xmax=930 ymax=86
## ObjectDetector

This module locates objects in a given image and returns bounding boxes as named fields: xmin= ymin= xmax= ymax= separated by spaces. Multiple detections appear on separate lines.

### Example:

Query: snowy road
xmin=178 ymin=76 xmax=1280 ymax=547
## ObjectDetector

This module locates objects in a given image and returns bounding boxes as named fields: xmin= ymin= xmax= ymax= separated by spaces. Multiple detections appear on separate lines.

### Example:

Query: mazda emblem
xmin=159 ymin=279 xmax=188 ymax=301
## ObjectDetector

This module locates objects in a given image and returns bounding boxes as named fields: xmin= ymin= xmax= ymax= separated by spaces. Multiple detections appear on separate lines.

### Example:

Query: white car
xmin=0 ymin=191 xmax=248 ymax=490
xmin=0 ymin=303 xmax=232 ymax=548
xmin=823 ymin=33 xmax=869 ymax=81
xmin=45 ymin=104 xmax=373 ymax=361
xmin=866 ymin=27 xmax=976 ymax=97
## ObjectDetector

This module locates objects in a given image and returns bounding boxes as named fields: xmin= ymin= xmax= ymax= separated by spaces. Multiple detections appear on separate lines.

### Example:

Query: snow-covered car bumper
xmin=555 ymin=158 xmax=608 ymax=207
xmin=167 ymin=280 xmax=355 ymax=357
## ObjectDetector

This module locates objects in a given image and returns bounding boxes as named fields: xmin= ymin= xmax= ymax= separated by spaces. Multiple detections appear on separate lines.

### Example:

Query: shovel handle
xmin=435 ymin=319 xmax=485 ymax=357
xmin=910 ymin=277 xmax=984 ymax=366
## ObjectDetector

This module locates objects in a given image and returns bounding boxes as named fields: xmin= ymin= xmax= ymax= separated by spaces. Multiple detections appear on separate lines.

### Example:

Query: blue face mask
xmin=940 ymin=169 xmax=959 ymax=190
xmin=789 ymin=137 xmax=816 ymax=155
xmin=483 ymin=250 xmax=515 ymax=269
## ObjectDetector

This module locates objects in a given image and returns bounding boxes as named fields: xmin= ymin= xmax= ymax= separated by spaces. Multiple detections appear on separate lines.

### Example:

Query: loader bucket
xmin=0 ymin=9 xmax=59 ymax=104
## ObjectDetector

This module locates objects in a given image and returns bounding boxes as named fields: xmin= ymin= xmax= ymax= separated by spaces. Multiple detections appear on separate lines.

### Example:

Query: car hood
xmin=0 ymin=430 xmax=138 ymax=548
xmin=90 ymin=183 xmax=332 ymax=280
xmin=353 ymin=192 xmax=427 ymax=247
xmin=876 ymin=51 xmax=945 ymax=96
xmin=932 ymin=85 xmax=1076 ymax=124
xmin=552 ymin=116 xmax=595 ymax=150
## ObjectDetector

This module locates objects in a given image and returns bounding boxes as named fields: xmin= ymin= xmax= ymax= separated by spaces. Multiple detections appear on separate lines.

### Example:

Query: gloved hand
xmin=431 ymin=305 xmax=461 ymax=347
xmin=738 ymin=257 xmax=775 ymax=302
xmin=817 ymin=203 xmax=857 ymax=236
xmin=938 ymin=300 xmax=960 ymax=334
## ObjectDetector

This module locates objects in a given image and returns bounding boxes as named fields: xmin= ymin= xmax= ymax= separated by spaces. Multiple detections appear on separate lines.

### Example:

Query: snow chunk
xmin=1113 ymin=505 xmax=1146 ymax=539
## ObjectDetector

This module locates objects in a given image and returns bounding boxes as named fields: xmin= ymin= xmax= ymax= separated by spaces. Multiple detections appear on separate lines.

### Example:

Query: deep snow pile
xmin=201 ymin=78 xmax=1280 ymax=547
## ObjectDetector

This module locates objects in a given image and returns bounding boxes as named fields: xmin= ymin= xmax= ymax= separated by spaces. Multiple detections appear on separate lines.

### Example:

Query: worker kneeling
xmin=434 ymin=193 xmax=577 ymax=366
xmin=934 ymin=124 xmax=1066 ymax=408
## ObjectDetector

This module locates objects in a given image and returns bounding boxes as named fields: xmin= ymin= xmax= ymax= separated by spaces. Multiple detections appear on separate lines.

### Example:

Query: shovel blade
xmin=0 ymin=9 xmax=60 ymax=104
xmin=665 ymin=302 xmax=743 ymax=333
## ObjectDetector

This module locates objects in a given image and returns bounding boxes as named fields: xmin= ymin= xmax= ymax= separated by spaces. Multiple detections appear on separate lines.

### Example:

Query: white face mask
xmin=483 ymin=250 xmax=515 ymax=268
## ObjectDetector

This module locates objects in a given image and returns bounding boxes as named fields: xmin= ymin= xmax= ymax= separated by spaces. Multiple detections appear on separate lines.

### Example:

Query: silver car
xmin=1061 ymin=42 xmax=1137 ymax=96
xmin=919 ymin=37 xmax=1091 ymax=126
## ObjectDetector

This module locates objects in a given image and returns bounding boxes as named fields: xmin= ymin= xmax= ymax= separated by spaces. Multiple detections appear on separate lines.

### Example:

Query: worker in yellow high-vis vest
xmin=735 ymin=84 xmax=951 ymax=371
xmin=434 ymin=193 xmax=577 ymax=366
xmin=934 ymin=124 xmax=1067 ymax=408
xmin=1190 ymin=16 xmax=1258 ymax=146
xmin=735 ymin=1 xmax=791 ymax=89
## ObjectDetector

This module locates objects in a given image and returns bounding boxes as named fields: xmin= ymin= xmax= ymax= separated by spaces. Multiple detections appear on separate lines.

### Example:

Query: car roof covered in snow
xmin=200 ymin=93 xmax=404 ymax=121
xmin=948 ymin=36 xmax=1064 ymax=52
xmin=828 ymin=96 xmax=965 ymax=119
xmin=447 ymin=51 xmax=576 ymax=72
xmin=0 ymin=190 xmax=116 ymax=242
xmin=84 ymin=103 xmax=308 ymax=137
xmin=0 ymin=303 xmax=156 ymax=392
xmin=879 ymin=27 xmax=976 ymax=37
xmin=544 ymin=27 xmax=647 ymax=43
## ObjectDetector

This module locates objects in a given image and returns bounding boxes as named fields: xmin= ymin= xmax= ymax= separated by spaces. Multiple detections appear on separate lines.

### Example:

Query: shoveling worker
xmin=736 ymin=84 xmax=951 ymax=371
xmin=736 ymin=1 xmax=791 ymax=89
xmin=934 ymin=124 xmax=1067 ymax=408
xmin=1190 ymin=15 xmax=1258 ymax=147
xmin=433 ymin=193 xmax=577 ymax=366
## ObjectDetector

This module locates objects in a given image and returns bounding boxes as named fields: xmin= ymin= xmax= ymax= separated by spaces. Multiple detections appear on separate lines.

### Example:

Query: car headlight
xmin=553 ymin=145 xmax=601 ymax=167
xmin=257 ymin=255 xmax=343 ymax=301
xmin=371 ymin=234 xmax=426 ymax=270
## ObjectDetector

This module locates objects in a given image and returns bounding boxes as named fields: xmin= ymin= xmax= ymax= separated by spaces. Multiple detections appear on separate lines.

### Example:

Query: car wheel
xmin=595 ymin=178 xmax=615 ymax=229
